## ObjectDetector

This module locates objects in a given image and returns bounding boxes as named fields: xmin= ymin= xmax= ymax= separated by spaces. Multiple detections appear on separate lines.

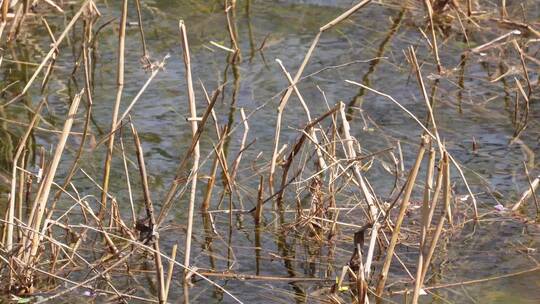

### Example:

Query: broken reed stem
xmin=16 ymin=152 xmax=26 ymax=240
xmin=447 ymin=153 xmax=478 ymax=218
xmin=100 ymin=0 xmax=128 ymax=218
xmin=412 ymin=146 xmax=436 ymax=304
xmin=179 ymin=20 xmax=200 ymax=281
xmin=119 ymin=130 xmax=136 ymax=226
xmin=130 ymin=122 xmax=165 ymax=303
xmin=423 ymin=0 xmax=442 ymax=73
xmin=255 ymin=175 xmax=264 ymax=224
xmin=375 ymin=136 xmax=428 ymax=301
xmin=24 ymin=90 xmax=83 ymax=269
xmin=40 ymin=17 xmax=59 ymax=94
xmin=6 ymin=100 xmax=45 ymax=255
xmin=199 ymin=82 xmax=225 ymax=212
xmin=469 ymin=29 xmax=521 ymax=54
xmin=202 ymin=146 xmax=221 ymax=212
xmin=409 ymin=47 xmax=443 ymax=156
xmin=164 ymin=243 xmax=178 ymax=302
xmin=155 ymin=83 xmax=219 ymax=225
xmin=269 ymin=32 xmax=321 ymax=192
xmin=202 ymin=126 xmax=228 ymax=211
xmin=134 ymin=0 xmax=149 ymax=59
xmin=276 ymin=59 xmax=327 ymax=171
xmin=512 ymin=173 xmax=540 ymax=212
xmin=224 ymin=0 xmax=241 ymax=58
xmin=364 ymin=221 xmax=379 ymax=279
xmin=511 ymin=40 xmax=532 ymax=99
xmin=230 ymin=108 xmax=249 ymax=182
xmin=420 ymin=152 xmax=450 ymax=284
xmin=253 ymin=103 xmax=340 ymax=212
xmin=42 ymin=24 xmax=98 ymax=251
xmin=319 ymin=0 xmax=371 ymax=32
xmin=268 ymin=0 xmax=373 ymax=192
xmin=338 ymin=101 xmax=377 ymax=220
xmin=426 ymin=158 xmax=444 ymax=230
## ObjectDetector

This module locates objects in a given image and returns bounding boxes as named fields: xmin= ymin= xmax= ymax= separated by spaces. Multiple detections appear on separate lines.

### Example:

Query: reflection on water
xmin=1 ymin=0 xmax=539 ymax=303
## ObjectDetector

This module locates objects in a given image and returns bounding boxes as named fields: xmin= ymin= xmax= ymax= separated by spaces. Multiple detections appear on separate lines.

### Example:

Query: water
xmin=1 ymin=0 xmax=539 ymax=303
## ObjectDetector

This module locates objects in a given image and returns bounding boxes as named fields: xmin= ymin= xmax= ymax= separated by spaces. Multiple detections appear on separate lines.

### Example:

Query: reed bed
xmin=0 ymin=0 xmax=538 ymax=303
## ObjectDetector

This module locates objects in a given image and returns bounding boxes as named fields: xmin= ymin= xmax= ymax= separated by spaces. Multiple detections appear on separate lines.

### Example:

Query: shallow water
xmin=1 ymin=0 xmax=539 ymax=303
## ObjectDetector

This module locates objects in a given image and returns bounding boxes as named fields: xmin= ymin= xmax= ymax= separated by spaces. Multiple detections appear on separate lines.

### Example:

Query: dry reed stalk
xmin=156 ymin=83 xmax=220 ymax=225
xmin=319 ymin=0 xmax=372 ymax=32
xmin=83 ymin=225 xmax=243 ymax=302
xmin=501 ymin=0 xmax=508 ymax=19
xmin=255 ymin=104 xmax=340 ymax=212
xmin=16 ymin=150 xmax=26 ymax=240
xmin=36 ymin=171 xmax=122 ymax=256
xmin=375 ymin=136 xmax=427 ymax=301
xmin=5 ymin=1 xmax=22 ymax=42
xmin=276 ymin=104 xmax=340 ymax=202
xmin=134 ymin=0 xmax=149 ymax=60
xmin=130 ymin=122 xmax=165 ymax=303
xmin=338 ymin=102 xmax=377 ymax=220
xmin=345 ymin=80 xmax=436 ymax=139
xmin=116 ymin=56 xmax=169 ymax=125
xmin=470 ymin=29 xmax=521 ymax=54
xmin=423 ymin=0 xmax=442 ymax=73
xmin=512 ymin=174 xmax=539 ymax=212
xmin=511 ymin=77 xmax=530 ymax=139
xmin=178 ymin=20 xmax=200 ymax=282
xmin=523 ymin=164 xmax=539 ymax=218
xmin=230 ymin=108 xmax=249 ymax=182
xmin=255 ymin=175 xmax=264 ymax=224
xmin=213 ymin=127 xmax=234 ymax=202
xmin=23 ymin=90 xmax=83 ymax=272
xmin=5 ymin=220 xmax=127 ymax=300
xmin=347 ymin=79 xmax=479 ymax=219
xmin=40 ymin=17 xmax=59 ymax=93
xmin=79 ymin=199 xmax=120 ymax=254
xmin=164 ymin=243 xmax=178 ymax=301
xmin=202 ymin=147 xmax=221 ymax=212
xmin=2 ymin=0 xmax=91 ymax=108
xmin=426 ymin=158 xmax=444 ymax=230
xmin=364 ymin=221 xmax=379 ymax=279
xmin=511 ymin=40 xmax=532 ymax=98
xmin=99 ymin=0 xmax=128 ymax=219
xmin=6 ymin=100 xmax=45 ymax=254
xmin=276 ymin=59 xmax=327 ymax=171
xmin=408 ymin=47 xmax=443 ymax=155
xmin=420 ymin=152 xmax=450 ymax=285
xmin=268 ymin=0 xmax=374 ymax=192
xmin=204 ymin=127 xmax=230 ymax=212
xmin=0 ymin=0 xmax=8 ymax=19
xmin=224 ymin=0 xmax=241 ymax=62
xmin=446 ymin=153 xmax=478 ymax=219
xmin=412 ymin=147 xmax=436 ymax=304
xmin=268 ymin=32 xmax=321 ymax=192
xmin=42 ymin=24 xmax=98 ymax=245
xmin=395 ymin=265 xmax=540 ymax=296
xmin=119 ymin=130 xmax=136 ymax=225
xmin=199 ymin=83 xmax=224 ymax=211
xmin=35 ymin=250 xmax=135 ymax=303
xmin=82 ymin=62 xmax=169 ymax=151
